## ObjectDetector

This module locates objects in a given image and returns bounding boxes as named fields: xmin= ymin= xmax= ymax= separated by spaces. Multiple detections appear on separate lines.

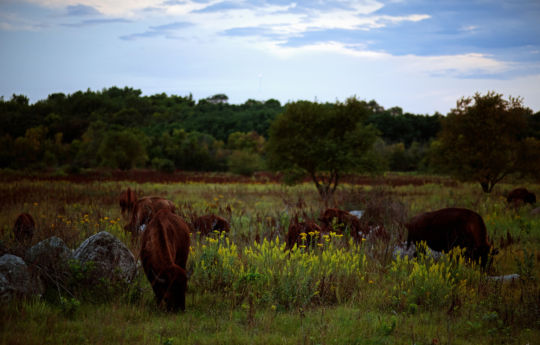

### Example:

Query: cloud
xmin=0 ymin=10 xmax=52 ymax=31
xmin=8 ymin=0 xmax=540 ymax=81
xmin=62 ymin=18 xmax=131 ymax=27
xmin=120 ymin=20 xmax=193 ymax=40
xmin=23 ymin=0 xmax=163 ymax=17
xmin=66 ymin=4 xmax=101 ymax=16
xmin=193 ymin=1 xmax=245 ymax=13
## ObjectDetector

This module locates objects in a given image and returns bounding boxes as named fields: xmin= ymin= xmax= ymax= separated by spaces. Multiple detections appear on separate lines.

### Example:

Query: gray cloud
xmin=120 ymin=21 xmax=193 ymax=40
xmin=66 ymin=4 xmax=101 ymax=16
xmin=62 ymin=18 xmax=131 ymax=27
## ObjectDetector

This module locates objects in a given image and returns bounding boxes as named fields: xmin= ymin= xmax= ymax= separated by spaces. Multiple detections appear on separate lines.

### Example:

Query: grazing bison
xmin=190 ymin=215 xmax=230 ymax=237
xmin=13 ymin=213 xmax=35 ymax=244
xmin=119 ymin=187 xmax=137 ymax=217
xmin=406 ymin=208 xmax=494 ymax=267
xmin=140 ymin=209 xmax=190 ymax=312
xmin=124 ymin=197 xmax=176 ymax=236
xmin=507 ymin=188 xmax=536 ymax=206
xmin=318 ymin=208 xmax=366 ymax=241
xmin=286 ymin=216 xmax=323 ymax=250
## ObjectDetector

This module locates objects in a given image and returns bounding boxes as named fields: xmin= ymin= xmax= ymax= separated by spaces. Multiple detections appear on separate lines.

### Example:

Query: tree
xmin=204 ymin=94 xmax=229 ymax=104
xmin=431 ymin=91 xmax=539 ymax=193
xmin=98 ymin=129 xmax=148 ymax=170
xmin=266 ymin=97 xmax=379 ymax=202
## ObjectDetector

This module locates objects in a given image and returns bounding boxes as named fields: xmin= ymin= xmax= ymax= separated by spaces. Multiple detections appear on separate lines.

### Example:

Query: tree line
xmin=0 ymin=86 xmax=447 ymax=175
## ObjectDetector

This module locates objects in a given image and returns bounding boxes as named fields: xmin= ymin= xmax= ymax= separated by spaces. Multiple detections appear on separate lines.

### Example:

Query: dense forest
xmin=1 ymin=86 xmax=538 ymax=175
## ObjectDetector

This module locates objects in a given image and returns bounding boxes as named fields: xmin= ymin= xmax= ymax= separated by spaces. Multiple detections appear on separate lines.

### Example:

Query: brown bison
xmin=190 ymin=214 xmax=230 ymax=237
xmin=286 ymin=216 xmax=323 ymax=250
xmin=507 ymin=188 xmax=536 ymax=206
xmin=406 ymin=208 xmax=495 ymax=267
xmin=318 ymin=208 xmax=366 ymax=241
xmin=124 ymin=196 xmax=176 ymax=236
xmin=140 ymin=209 xmax=190 ymax=312
xmin=119 ymin=187 xmax=137 ymax=217
xmin=13 ymin=213 xmax=35 ymax=244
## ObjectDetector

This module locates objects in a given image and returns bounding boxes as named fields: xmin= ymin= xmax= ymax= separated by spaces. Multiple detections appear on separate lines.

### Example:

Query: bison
xmin=13 ymin=213 xmax=35 ymax=244
xmin=318 ymin=208 xmax=367 ymax=242
xmin=405 ymin=208 xmax=495 ymax=267
xmin=124 ymin=196 xmax=176 ymax=237
xmin=507 ymin=188 xmax=536 ymax=206
xmin=140 ymin=209 xmax=190 ymax=312
xmin=119 ymin=187 xmax=137 ymax=217
xmin=190 ymin=214 xmax=230 ymax=237
xmin=286 ymin=216 xmax=323 ymax=250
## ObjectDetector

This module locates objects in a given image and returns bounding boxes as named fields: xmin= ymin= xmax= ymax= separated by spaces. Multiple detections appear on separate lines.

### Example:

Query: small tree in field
xmin=266 ymin=97 xmax=379 ymax=202
xmin=431 ymin=91 xmax=540 ymax=193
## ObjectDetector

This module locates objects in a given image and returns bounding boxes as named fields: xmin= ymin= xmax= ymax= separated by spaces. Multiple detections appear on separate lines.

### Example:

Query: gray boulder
xmin=393 ymin=241 xmax=417 ymax=259
xmin=488 ymin=274 xmax=520 ymax=282
xmin=25 ymin=236 xmax=73 ymax=289
xmin=0 ymin=273 xmax=12 ymax=303
xmin=0 ymin=254 xmax=43 ymax=301
xmin=73 ymin=232 xmax=136 ymax=283
xmin=392 ymin=242 xmax=443 ymax=261
xmin=349 ymin=210 xmax=365 ymax=219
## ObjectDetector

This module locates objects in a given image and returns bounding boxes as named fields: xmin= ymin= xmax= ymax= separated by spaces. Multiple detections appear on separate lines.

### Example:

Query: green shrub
xmin=389 ymin=243 xmax=482 ymax=312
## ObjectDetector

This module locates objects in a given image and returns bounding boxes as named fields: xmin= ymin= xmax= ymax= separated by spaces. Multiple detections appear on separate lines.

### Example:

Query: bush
xmin=227 ymin=150 xmax=264 ymax=176
xmin=189 ymin=232 xmax=368 ymax=309
xmin=151 ymin=157 xmax=175 ymax=173
xmin=389 ymin=243 xmax=482 ymax=312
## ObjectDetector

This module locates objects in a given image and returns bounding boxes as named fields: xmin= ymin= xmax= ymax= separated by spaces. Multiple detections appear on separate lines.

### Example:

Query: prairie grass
xmin=0 ymin=176 xmax=539 ymax=344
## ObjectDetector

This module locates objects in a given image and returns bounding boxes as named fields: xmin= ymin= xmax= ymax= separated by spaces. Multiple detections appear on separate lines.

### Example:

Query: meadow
xmin=0 ymin=174 xmax=539 ymax=345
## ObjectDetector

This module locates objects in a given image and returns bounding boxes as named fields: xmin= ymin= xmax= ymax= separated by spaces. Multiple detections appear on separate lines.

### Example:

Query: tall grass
xmin=0 ymin=177 xmax=539 ymax=344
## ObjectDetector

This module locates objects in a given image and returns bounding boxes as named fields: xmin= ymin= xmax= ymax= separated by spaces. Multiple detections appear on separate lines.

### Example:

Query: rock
xmin=73 ymin=232 xmax=136 ymax=283
xmin=0 ymin=273 xmax=13 ymax=303
xmin=349 ymin=210 xmax=365 ymax=219
xmin=488 ymin=274 xmax=520 ymax=282
xmin=392 ymin=242 xmax=443 ymax=260
xmin=393 ymin=241 xmax=416 ymax=259
xmin=25 ymin=236 xmax=73 ymax=289
xmin=0 ymin=254 xmax=43 ymax=301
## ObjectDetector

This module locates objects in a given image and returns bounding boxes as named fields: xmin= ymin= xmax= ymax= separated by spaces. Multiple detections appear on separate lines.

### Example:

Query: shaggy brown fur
xmin=406 ymin=208 xmax=495 ymax=267
xmin=318 ymin=208 xmax=365 ymax=241
xmin=286 ymin=216 xmax=323 ymax=250
xmin=124 ymin=196 xmax=176 ymax=236
xmin=140 ymin=209 xmax=190 ymax=312
xmin=119 ymin=187 xmax=137 ymax=217
xmin=190 ymin=214 xmax=230 ymax=236
xmin=507 ymin=188 xmax=536 ymax=206
xmin=13 ymin=213 xmax=35 ymax=244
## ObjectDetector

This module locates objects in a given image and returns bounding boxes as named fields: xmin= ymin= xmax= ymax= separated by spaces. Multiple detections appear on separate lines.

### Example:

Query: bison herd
xmin=8 ymin=187 xmax=537 ymax=312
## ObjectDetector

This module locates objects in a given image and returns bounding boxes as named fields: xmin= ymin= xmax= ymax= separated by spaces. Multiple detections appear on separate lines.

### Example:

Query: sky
xmin=1 ymin=0 xmax=539 ymax=114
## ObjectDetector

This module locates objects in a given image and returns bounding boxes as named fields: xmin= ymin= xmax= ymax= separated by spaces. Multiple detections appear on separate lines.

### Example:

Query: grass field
xmin=0 ymin=174 xmax=539 ymax=345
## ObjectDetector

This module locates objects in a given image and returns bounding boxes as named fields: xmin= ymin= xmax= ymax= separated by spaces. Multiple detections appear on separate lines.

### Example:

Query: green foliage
xmin=59 ymin=296 xmax=81 ymax=318
xmin=227 ymin=131 xmax=265 ymax=153
xmin=189 ymin=232 xmax=368 ymax=310
xmin=367 ymin=105 xmax=442 ymax=146
xmin=0 ymin=88 xmax=454 ymax=173
xmin=430 ymin=91 xmax=539 ymax=192
xmin=98 ymin=129 xmax=149 ymax=170
xmin=155 ymin=129 xmax=227 ymax=171
xmin=227 ymin=150 xmax=265 ymax=176
xmin=151 ymin=157 xmax=175 ymax=173
xmin=1 ymin=178 xmax=540 ymax=344
xmin=390 ymin=244 xmax=482 ymax=312
xmin=266 ymin=97 xmax=379 ymax=200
